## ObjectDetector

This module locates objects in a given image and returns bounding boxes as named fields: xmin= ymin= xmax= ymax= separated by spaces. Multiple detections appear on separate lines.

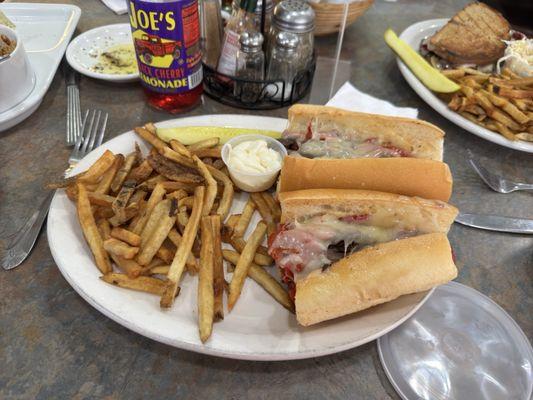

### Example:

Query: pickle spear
xmin=384 ymin=28 xmax=460 ymax=93
xmin=156 ymin=126 xmax=282 ymax=144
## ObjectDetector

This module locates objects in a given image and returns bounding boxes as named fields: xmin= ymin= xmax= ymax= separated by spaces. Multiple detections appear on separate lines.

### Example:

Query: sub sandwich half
xmin=278 ymin=105 xmax=453 ymax=201
xmin=268 ymin=189 xmax=459 ymax=326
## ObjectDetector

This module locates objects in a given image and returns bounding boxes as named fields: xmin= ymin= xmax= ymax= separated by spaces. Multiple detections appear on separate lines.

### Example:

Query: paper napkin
xmin=326 ymin=81 xmax=418 ymax=119
xmin=101 ymin=0 xmax=128 ymax=15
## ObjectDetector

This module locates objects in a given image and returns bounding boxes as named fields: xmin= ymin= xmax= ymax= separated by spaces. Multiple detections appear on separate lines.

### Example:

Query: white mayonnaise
xmin=227 ymin=140 xmax=282 ymax=174
xmin=221 ymin=135 xmax=287 ymax=192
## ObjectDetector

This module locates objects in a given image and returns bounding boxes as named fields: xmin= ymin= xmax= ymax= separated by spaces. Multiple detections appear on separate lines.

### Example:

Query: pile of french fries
xmin=49 ymin=123 xmax=293 ymax=343
xmin=441 ymin=68 xmax=533 ymax=142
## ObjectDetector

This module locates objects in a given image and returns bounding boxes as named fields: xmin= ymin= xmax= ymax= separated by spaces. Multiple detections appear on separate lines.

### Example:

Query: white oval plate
xmin=47 ymin=114 xmax=434 ymax=361
xmin=66 ymin=23 xmax=138 ymax=82
xmin=398 ymin=19 xmax=533 ymax=154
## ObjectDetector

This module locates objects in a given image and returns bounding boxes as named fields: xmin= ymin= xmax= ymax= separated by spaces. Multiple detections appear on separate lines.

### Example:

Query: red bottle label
xmin=128 ymin=0 xmax=203 ymax=94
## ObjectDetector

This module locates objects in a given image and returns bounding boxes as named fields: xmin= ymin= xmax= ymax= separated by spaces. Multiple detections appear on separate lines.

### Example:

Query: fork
xmin=66 ymin=67 xmax=82 ymax=145
xmin=2 ymin=110 xmax=109 ymax=270
xmin=468 ymin=152 xmax=533 ymax=194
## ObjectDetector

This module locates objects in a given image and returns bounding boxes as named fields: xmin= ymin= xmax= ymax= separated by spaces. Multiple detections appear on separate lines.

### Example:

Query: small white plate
xmin=0 ymin=3 xmax=80 ymax=132
xmin=66 ymin=23 xmax=139 ymax=83
xmin=47 ymin=114 xmax=436 ymax=361
xmin=398 ymin=19 xmax=533 ymax=154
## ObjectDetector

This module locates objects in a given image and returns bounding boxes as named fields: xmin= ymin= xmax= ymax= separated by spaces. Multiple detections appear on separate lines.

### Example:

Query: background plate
xmin=66 ymin=23 xmax=138 ymax=82
xmin=47 ymin=114 xmax=434 ymax=361
xmin=398 ymin=19 xmax=533 ymax=154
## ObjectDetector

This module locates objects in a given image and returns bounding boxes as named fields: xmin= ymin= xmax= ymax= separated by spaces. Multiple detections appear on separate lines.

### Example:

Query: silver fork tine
xmin=80 ymin=110 xmax=96 ymax=155
xmin=73 ymin=87 xmax=81 ymax=143
xmin=96 ymin=112 xmax=108 ymax=147
xmin=86 ymin=110 xmax=101 ymax=152
xmin=71 ymin=110 xmax=89 ymax=162
xmin=66 ymin=87 xmax=73 ymax=144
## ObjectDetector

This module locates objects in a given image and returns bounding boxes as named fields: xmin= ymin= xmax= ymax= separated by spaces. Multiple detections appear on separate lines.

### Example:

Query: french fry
xmin=211 ymin=215 xmax=224 ymax=321
xmin=104 ymin=238 xmax=139 ymax=260
xmin=97 ymin=219 xmax=112 ymax=240
xmin=149 ymin=265 xmax=170 ymax=275
xmin=441 ymin=69 xmax=465 ymax=79
xmin=167 ymin=228 xmax=198 ymax=273
xmin=112 ymin=180 xmax=136 ymax=219
xmin=494 ymin=85 xmax=533 ymax=99
xmin=261 ymin=192 xmax=281 ymax=221
xmin=228 ymin=236 xmax=272 ymax=266
xmin=233 ymin=199 xmax=255 ymax=238
xmin=111 ymin=254 xmax=143 ymax=278
xmin=206 ymin=165 xmax=233 ymax=220
xmin=144 ymin=122 xmax=157 ymax=134
xmin=161 ymin=186 xmax=205 ymax=308
xmin=135 ymin=126 xmax=167 ymax=151
xmin=227 ymin=221 xmax=267 ymax=311
xmin=161 ymin=181 xmax=201 ymax=193
xmin=223 ymin=250 xmax=294 ymax=312
xmin=111 ymin=152 xmax=137 ymax=193
xmin=250 ymin=192 xmax=276 ymax=236
xmin=160 ymin=146 xmax=196 ymax=169
xmin=110 ymin=227 xmax=141 ymax=246
xmin=96 ymin=154 xmax=124 ymax=194
xmin=516 ymin=132 xmax=533 ymax=142
xmin=137 ymin=198 xmax=178 ymax=266
xmin=198 ymin=216 xmax=215 ymax=342
xmin=77 ymin=183 xmax=112 ymax=273
xmin=494 ymin=121 xmax=517 ymax=141
xmin=156 ymin=243 xmax=175 ymax=264
xmin=191 ymin=147 xmax=222 ymax=158
xmin=212 ymin=159 xmax=225 ymax=169
xmin=166 ymin=189 xmax=188 ymax=201
xmin=188 ymin=137 xmax=219 ymax=151
xmin=108 ymin=203 xmax=139 ymax=227
xmin=128 ymin=159 xmax=153 ymax=182
xmin=179 ymin=196 xmax=194 ymax=209
xmin=169 ymin=139 xmax=192 ymax=158
xmin=78 ymin=150 xmax=115 ymax=184
xmin=193 ymin=155 xmax=217 ymax=216
xmin=137 ymin=174 xmax=166 ymax=191
xmin=131 ymin=183 xmax=166 ymax=234
xmin=176 ymin=205 xmax=189 ymax=234
xmin=148 ymin=152 xmax=203 ymax=183
xmin=100 ymin=273 xmax=169 ymax=296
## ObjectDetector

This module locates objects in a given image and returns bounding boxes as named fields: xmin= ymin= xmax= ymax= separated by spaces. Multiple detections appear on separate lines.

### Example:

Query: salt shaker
xmin=235 ymin=31 xmax=265 ymax=103
xmin=266 ymin=31 xmax=299 ymax=101
xmin=267 ymin=0 xmax=315 ymax=71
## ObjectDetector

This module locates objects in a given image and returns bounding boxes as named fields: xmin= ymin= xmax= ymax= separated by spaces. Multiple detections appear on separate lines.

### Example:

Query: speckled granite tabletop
xmin=1 ymin=0 xmax=531 ymax=399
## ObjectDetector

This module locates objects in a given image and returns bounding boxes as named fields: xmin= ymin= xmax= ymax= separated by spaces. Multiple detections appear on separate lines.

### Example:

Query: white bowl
xmin=0 ymin=25 xmax=34 ymax=113
xmin=221 ymin=134 xmax=287 ymax=192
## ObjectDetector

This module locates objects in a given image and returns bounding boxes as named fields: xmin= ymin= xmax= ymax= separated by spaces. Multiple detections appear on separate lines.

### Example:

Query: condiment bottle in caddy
xmin=235 ymin=31 xmax=265 ymax=102
xmin=231 ymin=0 xmax=275 ymax=35
xmin=128 ymin=0 xmax=203 ymax=113
xmin=217 ymin=0 xmax=260 ymax=76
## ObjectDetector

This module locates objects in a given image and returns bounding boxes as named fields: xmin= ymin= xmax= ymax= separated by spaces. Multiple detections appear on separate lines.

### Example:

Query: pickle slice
xmin=384 ymin=28 xmax=460 ymax=94
xmin=156 ymin=126 xmax=282 ymax=144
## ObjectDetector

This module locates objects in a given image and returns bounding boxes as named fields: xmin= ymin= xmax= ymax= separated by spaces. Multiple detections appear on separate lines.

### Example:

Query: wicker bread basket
xmin=310 ymin=0 xmax=374 ymax=36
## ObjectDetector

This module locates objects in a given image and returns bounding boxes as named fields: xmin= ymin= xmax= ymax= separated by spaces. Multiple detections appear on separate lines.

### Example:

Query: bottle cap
xmin=272 ymin=0 xmax=315 ymax=33
xmin=239 ymin=31 xmax=264 ymax=52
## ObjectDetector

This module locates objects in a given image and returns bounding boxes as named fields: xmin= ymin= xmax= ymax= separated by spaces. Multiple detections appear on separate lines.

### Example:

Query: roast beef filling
xmin=282 ymin=122 xmax=411 ymax=159
xmin=268 ymin=214 xmax=420 ymax=295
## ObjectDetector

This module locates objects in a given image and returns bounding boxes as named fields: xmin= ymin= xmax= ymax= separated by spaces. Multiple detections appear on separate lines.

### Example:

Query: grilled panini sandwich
xmin=429 ymin=2 xmax=510 ymax=66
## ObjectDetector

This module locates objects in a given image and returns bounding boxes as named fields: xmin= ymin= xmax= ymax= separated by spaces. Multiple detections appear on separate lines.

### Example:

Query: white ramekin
xmin=221 ymin=134 xmax=288 ymax=192
xmin=0 ymin=25 xmax=34 ymax=113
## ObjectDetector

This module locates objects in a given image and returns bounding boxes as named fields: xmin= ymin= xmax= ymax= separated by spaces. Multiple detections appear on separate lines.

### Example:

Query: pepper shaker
xmin=235 ymin=31 xmax=265 ymax=103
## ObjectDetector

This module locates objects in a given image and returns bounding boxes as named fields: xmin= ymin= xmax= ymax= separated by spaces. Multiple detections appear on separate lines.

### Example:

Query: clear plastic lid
xmin=378 ymin=282 xmax=533 ymax=400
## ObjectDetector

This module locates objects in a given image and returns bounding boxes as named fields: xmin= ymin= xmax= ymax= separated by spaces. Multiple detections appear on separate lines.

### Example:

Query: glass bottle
xmin=128 ymin=0 xmax=203 ymax=113
xmin=266 ymin=31 xmax=299 ymax=101
xmin=231 ymin=0 xmax=274 ymax=34
xmin=217 ymin=0 xmax=258 ymax=76
xmin=234 ymin=31 xmax=265 ymax=103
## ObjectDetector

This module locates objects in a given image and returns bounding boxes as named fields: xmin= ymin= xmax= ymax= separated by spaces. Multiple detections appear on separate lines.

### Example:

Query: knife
xmin=455 ymin=213 xmax=533 ymax=234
